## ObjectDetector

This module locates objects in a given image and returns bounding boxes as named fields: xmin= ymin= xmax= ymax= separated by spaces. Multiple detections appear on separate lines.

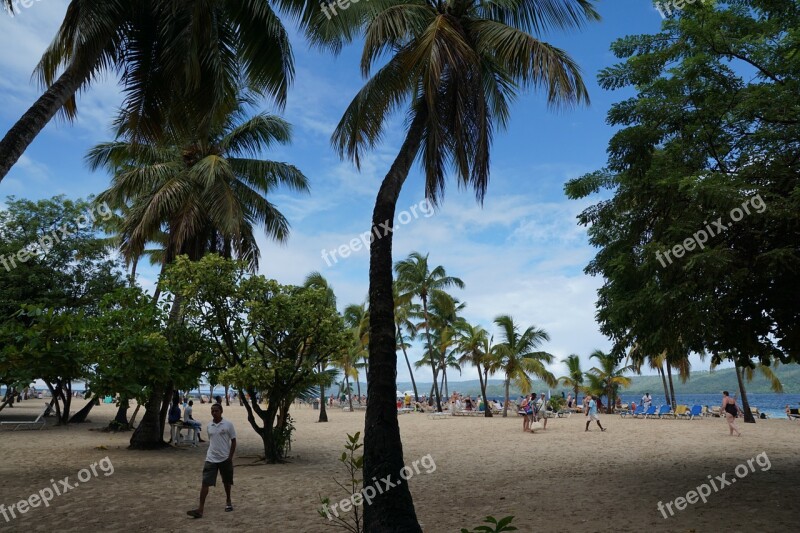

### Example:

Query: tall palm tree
xmin=494 ymin=315 xmax=556 ymax=417
xmin=395 ymin=251 xmax=464 ymax=412
xmin=394 ymin=283 xmax=420 ymax=401
xmin=304 ymin=272 xmax=338 ymax=423
xmin=587 ymin=350 xmax=633 ymax=414
xmin=325 ymin=0 xmax=598 ymax=527
xmin=89 ymin=96 xmax=308 ymax=449
xmin=455 ymin=322 xmax=494 ymax=417
xmin=0 ymin=0 xmax=296 ymax=182
xmin=558 ymin=354 xmax=584 ymax=404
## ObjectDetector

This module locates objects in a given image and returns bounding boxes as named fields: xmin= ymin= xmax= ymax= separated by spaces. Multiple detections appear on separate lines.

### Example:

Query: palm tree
xmin=304 ymin=272 xmax=338 ymax=423
xmin=394 ymin=283 xmax=420 ymax=401
xmin=494 ymin=315 xmax=556 ymax=417
xmin=325 ymin=0 xmax=597 ymax=527
xmin=90 ymin=95 xmax=309 ymax=273
xmin=89 ymin=96 xmax=308 ymax=449
xmin=0 ymin=0 xmax=295 ymax=182
xmin=395 ymin=252 xmax=464 ymax=412
xmin=558 ymin=354 xmax=584 ymax=404
xmin=711 ymin=354 xmax=783 ymax=424
xmin=587 ymin=350 xmax=633 ymax=414
xmin=455 ymin=322 xmax=495 ymax=417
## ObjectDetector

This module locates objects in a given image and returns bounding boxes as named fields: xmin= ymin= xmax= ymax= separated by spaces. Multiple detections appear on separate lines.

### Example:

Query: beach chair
xmin=787 ymin=408 xmax=800 ymax=421
xmin=710 ymin=406 xmax=722 ymax=418
xmin=653 ymin=405 xmax=672 ymax=419
xmin=620 ymin=405 xmax=643 ymax=418
xmin=0 ymin=403 xmax=49 ymax=431
xmin=680 ymin=405 xmax=703 ymax=420
xmin=427 ymin=411 xmax=453 ymax=420
xmin=673 ymin=405 xmax=689 ymax=418
xmin=637 ymin=405 xmax=656 ymax=419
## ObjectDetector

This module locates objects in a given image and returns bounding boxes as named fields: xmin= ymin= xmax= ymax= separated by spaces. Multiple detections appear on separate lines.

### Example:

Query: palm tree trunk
xmin=665 ymin=361 xmax=677 ymax=408
xmin=398 ymin=329 xmax=419 ymax=401
xmin=657 ymin=364 xmax=670 ymax=406
xmin=0 ymin=62 xmax=87 ymax=182
xmin=478 ymin=364 xmax=492 ymax=418
xmin=345 ymin=373 xmax=353 ymax=411
xmin=319 ymin=381 xmax=328 ymax=423
xmin=735 ymin=363 xmax=756 ymax=423
xmin=423 ymin=299 xmax=443 ymax=412
xmin=363 ymin=111 xmax=426 ymax=533
xmin=502 ymin=378 xmax=511 ymax=417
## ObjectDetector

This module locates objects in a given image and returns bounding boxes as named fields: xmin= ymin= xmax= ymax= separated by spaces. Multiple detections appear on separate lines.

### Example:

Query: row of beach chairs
xmin=619 ymin=404 xmax=704 ymax=420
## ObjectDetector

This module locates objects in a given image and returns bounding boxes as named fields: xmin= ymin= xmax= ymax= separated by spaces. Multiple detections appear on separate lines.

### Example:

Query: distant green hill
xmin=391 ymin=365 xmax=800 ymax=398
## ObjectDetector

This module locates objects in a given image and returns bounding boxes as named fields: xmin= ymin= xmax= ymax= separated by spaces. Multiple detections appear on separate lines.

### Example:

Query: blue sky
xmin=1 ymin=1 xmax=710 ymax=380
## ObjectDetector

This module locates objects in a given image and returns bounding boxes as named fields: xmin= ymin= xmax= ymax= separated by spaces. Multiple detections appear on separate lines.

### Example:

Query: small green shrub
xmin=461 ymin=515 xmax=517 ymax=533
xmin=318 ymin=432 xmax=364 ymax=533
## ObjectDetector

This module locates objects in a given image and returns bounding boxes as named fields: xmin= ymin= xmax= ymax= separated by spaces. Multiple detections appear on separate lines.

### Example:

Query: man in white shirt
xmin=187 ymin=404 xmax=236 ymax=518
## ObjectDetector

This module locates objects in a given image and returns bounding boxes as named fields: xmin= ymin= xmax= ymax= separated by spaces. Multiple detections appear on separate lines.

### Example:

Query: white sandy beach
xmin=0 ymin=400 xmax=797 ymax=532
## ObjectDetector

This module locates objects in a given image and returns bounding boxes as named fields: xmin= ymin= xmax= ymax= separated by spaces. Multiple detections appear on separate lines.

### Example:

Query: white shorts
xmin=587 ymin=414 xmax=599 ymax=421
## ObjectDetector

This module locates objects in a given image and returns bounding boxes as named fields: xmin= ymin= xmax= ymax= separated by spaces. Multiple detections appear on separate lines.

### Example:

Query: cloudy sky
xmin=2 ymin=1 xmax=709 ymax=381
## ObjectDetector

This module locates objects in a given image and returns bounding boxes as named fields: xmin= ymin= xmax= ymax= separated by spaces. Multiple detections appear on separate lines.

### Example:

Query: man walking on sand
xmin=585 ymin=395 xmax=606 ymax=432
xmin=187 ymin=404 xmax=236 ymax=518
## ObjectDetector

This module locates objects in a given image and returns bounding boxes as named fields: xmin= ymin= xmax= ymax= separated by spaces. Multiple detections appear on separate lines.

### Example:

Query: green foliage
xmin=566 ymin=0 xmax=800 ymax=367
xmin=461 ymin=515 xmax=517 ymax=533
xmin=83 ymin=286 xmax=210 ymax=405
xmin=163 ymin=254 xmax=350 ymax=462
xmin=548 ymin=395 xmax=566 ymax=412
xmin=318 ymin=432 xmax=364 ymax=533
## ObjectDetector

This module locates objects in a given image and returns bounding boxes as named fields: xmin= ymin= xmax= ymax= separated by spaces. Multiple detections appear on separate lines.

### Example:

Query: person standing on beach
xmin=187 ymin=404 xmax=237 ymax=518
xmin=721 ymin=391 xmax=742 ymax=437
xmin=585 ymin=395 xmax=606 ymax=432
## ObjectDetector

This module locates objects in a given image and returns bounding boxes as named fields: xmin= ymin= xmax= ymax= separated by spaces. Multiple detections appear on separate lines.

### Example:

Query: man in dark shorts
xmin=187 ymin=403 xmax=236 ymax=518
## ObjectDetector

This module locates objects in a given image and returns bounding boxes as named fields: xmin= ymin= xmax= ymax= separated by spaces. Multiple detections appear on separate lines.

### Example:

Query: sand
xmin=0 ymin=400 xmax=797 ymax=532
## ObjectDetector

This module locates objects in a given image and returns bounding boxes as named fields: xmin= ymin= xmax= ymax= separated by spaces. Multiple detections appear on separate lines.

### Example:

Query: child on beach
xmin=585 ymin=395 xmax=606 ymax=432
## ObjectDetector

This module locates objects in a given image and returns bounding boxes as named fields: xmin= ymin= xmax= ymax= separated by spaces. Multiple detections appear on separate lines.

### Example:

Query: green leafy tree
xmin=0 ymin=196 xmax=125 ymax=415
xmin=565 ymin=0 xmax=800 ymax=386
xmin=163 ymin=255 xmax=350 ymax=463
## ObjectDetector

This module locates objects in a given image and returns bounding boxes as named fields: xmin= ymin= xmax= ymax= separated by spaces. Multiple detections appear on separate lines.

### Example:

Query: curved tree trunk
xmin=398 ymin=329 xmax=419 ymax=401
xmin=665 ymin=361 xmax=677 ymax=408
xmin=657 ymin=364 xmax=670 ymax=406
xmin=735 ymin=363 xmax=756 ymax=423
xmin=478 ymin=364 xmax=492 ymax=418
xmin=0 ymin=62 xmax=86 ymax=182
xmin=129 ymin=386 xmax=169 ymax=449
xmin=68 ymin=396 xmax=98 ymax=424
xmin=363 ymin=111 xmax=426 ymax=532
